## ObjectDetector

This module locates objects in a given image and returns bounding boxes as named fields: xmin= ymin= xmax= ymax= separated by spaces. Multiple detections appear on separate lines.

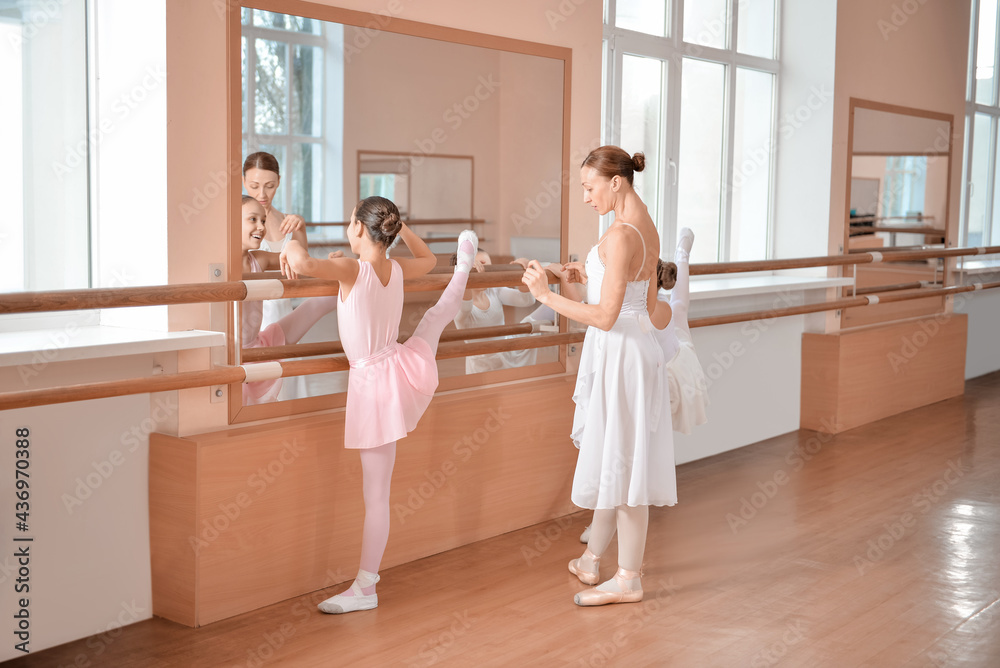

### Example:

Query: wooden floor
xmin=13 ymin=372 xmax=1000 ymax=667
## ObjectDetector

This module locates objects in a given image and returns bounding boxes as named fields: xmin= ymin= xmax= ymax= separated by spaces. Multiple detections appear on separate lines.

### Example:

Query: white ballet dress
xmin=454 ymin=287 xmax=536 ymax=373
xmin=570 ymin=224 xmax=677 ymax=509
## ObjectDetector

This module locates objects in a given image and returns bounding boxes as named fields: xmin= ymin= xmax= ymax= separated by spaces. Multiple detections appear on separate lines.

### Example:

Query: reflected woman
xmin=522 ymin=146 xmax=675 ymax=606
xmin=243 ymin=151 xmax=312 ymax=400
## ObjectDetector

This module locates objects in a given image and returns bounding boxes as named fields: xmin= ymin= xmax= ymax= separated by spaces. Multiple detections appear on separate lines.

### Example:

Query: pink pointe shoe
xmin=568 ymin=548 xmax=601 ymax=585
xmin=573 ymin=568 xmax=643 ymax=607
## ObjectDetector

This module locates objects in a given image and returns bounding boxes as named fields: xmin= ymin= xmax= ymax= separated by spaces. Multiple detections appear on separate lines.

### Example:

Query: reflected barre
xmin=307 ymin=219 xmax=487 ymax=227
xmin=241 ymin=321 xmax=545 ymax=363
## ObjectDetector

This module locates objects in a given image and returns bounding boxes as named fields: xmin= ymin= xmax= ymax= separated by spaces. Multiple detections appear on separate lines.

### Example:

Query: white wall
xmin=956 ymin=285 xmax=1000 ymax=379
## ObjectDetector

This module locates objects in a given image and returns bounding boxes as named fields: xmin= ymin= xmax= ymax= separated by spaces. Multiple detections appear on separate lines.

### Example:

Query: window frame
xmin=602 ymin=0 xmax=781 ymax=261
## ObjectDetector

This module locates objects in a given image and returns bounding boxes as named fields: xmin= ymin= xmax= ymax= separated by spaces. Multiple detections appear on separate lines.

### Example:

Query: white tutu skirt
xmin=570 ymin=317 xmax=677 ymax=509
xmin=667 ymin=333 xmax=709 ymax=435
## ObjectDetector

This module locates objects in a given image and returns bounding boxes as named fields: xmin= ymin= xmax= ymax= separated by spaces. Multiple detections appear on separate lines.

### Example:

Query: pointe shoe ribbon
xmin=568 ymin=549 xmax=601 ymax=585
xmin=573 ymin=568 xmax=643 ymax=607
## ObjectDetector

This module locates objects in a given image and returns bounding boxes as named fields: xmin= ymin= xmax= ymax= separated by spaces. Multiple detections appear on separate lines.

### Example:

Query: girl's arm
xmin=249 ymin=250 xmax=282 ymax=272
xmin=392 ymin=223 xmax=437 ymax=279
xmin=649 ymin=286 xmax=672 ymax=330
xmin=280 ymin=239 xmax=359 ymax=283
xmin=549 ymin=263 xmax=585 ymax=303
xmin=522 ymin=227 xmax=634 ymax=332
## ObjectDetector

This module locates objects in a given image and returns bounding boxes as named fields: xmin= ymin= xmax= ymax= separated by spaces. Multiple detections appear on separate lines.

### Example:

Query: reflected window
xmin=241 ymin=10 xmax=333 ymax=222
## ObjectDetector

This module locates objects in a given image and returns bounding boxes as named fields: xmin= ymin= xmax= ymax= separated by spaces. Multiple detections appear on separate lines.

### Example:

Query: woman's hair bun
xmin=632 ymin=152 xmax=646 ymax=173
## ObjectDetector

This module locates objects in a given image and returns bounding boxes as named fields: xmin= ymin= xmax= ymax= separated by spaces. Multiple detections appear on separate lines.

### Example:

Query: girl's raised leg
xmin=410 ymin=230 xmax=478 ymax=355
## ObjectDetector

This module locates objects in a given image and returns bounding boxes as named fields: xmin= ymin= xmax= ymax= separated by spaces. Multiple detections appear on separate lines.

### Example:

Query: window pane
xmin=678 ymin=59 xmax=726 ymax=262
xmin=241 ymin=36 xmax=248 ymax=135
xmin=291 ymin=45 xmax=323 ymax=137
xmin=732 ymin=69 xmax=773 ymax=261
xmin=684 ymin=0 xmax=729 ymax=49
xmin=616 ymin=0 xmax=667 ymax=37
xmin=290 ymin=143 xmax=322 ymax=221
xmin=737 ymin=0 xmax=776 ymax=58
xmin=2 ymin=2 xmax=89 ymax=292
xmin=976 ymin=0 xmax=998 ymax=105
xmin=255 ymin=40 xmax=288 ymax=134
xmin=884 ymin=156 xmax=927 ymax=219
xmin=253 ymin=10 xmax=321 ymax=34
xmin=967 ymin=114 xmax=992 ymax=247
xmin=620 ymin=54 xmax=664 ymax=221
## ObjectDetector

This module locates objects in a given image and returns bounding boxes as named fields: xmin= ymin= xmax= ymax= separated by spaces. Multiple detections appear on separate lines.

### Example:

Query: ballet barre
xmin=241 ymin=321 xmax=546 ymax=363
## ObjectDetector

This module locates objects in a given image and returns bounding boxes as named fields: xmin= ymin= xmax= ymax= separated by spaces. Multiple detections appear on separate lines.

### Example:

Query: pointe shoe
xmin=579 ymin=525 xmax=591 ymax=544
xmin=573 ymin=568 xmax=643 ymax=607
xmin=455 ymin=230 xmax=479 ymax=273
xmin=568 ymin=548 xmax=601 ymax=585
xmin=317 ymin=576 xmax=379 ymax=614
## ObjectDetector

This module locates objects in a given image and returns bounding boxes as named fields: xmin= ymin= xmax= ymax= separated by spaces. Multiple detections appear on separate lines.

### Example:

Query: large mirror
xmin=230 ymin=3 xmax=571 ymax=421
xmin=843 ymin=100 xmax=953 ymax=328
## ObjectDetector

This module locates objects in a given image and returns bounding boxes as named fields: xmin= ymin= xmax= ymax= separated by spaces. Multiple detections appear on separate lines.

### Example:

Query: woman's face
xmin=580 ymin=166 xmax=615 ymax=216
xmin=243 ymin=167 xmax=280 ymax=211
xmin=241 ymin=200 xmax=266 ymax=252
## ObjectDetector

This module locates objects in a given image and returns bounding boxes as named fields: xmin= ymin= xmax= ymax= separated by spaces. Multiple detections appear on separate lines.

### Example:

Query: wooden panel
xmin=800 ymin=333 xmax=841 ymax=432
xmin=801 ymin=314 xmax=967 ymax=433
xmin=151 ymin=375 xmax=578 ymax=625
xmin=149 ymin=435 xmax=199 ymax=627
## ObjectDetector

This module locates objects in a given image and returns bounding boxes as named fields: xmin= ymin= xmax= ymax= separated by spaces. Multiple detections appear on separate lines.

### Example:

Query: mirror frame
xmin=226 ymin=0 xmax=573 ymax=423
xmin=841 ymin=97 xmax=954 ymax=327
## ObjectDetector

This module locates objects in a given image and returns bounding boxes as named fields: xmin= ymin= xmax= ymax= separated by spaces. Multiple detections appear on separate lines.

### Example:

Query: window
xmin=963 ymin=0 xmax=1000 ymax=247
xmin=241 ymin=9 xmax=327 ymax=222
xmin=603 ymin=0 xmax=779 ymax=262
xmin=1 ymin=1 xmax=90 ymax=293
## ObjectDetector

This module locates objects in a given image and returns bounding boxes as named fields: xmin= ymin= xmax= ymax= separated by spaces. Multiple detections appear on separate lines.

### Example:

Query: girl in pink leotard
xmin=240 ymin=196 xmax=337 ymax=404
xmin=281 ymin=195 xmax=478 ymax=614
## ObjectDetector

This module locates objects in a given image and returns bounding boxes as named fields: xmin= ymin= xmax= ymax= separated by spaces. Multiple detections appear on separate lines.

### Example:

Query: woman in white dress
xmin=522 ymin=145 xmax=672 ymax=607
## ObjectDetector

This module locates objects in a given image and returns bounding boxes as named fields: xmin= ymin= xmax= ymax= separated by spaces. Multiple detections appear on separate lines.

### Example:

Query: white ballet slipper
xmin=455 ymin=230 xmax=479 ymax=273
xmin=676 ymin=227 xmax=694 ymax=261
xmin=318 ymin=576 xmax=379 ymax=614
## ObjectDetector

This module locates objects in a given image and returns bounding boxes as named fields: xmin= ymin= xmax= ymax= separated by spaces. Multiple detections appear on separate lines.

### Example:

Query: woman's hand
xmin=562 ymin=261 xmax=587 ymax=285
xmin=522 ymin=260 xmax=552 ymax=301
xmin=328 ymin=250 xmax=345 ymax=260
xmin=279 ymin=213 xmax=306 ymax=235
xmin=280 ymin=239 xmax=307 ymax=279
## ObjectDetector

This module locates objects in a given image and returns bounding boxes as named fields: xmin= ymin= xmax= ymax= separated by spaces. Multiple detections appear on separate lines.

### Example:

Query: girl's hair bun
xmin=656 ymin=259 xmax=677 ymax=290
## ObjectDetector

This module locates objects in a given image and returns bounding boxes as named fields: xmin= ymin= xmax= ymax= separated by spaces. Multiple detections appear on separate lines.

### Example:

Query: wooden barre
xmin=688 ymin=244 xmax=1000 ymax=275
xmin=849 ymin=226 xmax=947 ymax=236
xmin=241 ymin=322 xmax=541 ymax=363
xmin=0 ymin=332 xmax=583 ymax=411
xmin=3 ymin=245 xmax=998 ymax=315
xmin=307 ymin=219 xmax=486 ymax=227
xmin=4 ymin=280 xmax=1000 ymax=411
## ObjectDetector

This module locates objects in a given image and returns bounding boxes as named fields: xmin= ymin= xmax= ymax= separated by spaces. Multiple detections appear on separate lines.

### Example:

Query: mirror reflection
xmin=238 ymin=7 xmax=567 ymax=408
xmin=844 ymin=103 xmax=952 ymax=328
